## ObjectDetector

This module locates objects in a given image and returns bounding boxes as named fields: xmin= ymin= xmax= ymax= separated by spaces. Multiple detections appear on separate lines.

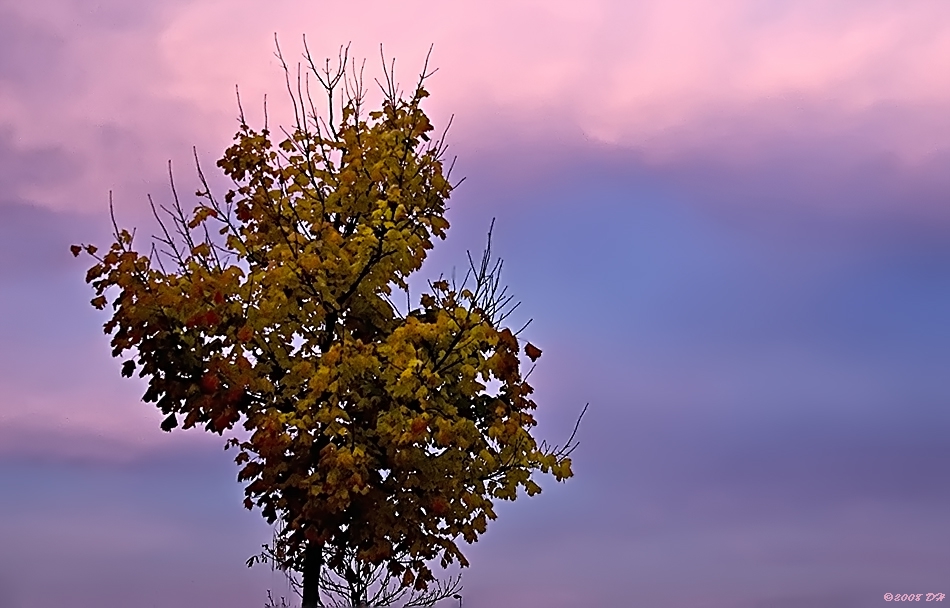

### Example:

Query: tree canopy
xmin=73 ymin=42 xmax=581 ymax=607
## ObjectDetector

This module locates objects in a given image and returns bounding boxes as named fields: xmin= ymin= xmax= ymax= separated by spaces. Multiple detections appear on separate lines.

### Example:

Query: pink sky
xmin=5 ymin=0 xmax=950 ymax=212
xmin=2 ymin=3 xmax=950 ymax=607
xmin=2 ymin=0 xmax=950 ymax=463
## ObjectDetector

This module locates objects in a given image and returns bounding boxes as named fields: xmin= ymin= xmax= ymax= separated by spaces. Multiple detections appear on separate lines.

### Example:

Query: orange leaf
xmin=524 ymin=343 xmax=542 ymax=362
xmin=200 ymin=372 xmax=220 ymax=394
xmin=431 ymin=497 xmax=449 ymax=516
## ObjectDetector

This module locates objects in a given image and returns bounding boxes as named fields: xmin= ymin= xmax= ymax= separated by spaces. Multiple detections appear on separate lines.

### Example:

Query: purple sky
xmin=2 ymin=1 xmax=950 ymax=607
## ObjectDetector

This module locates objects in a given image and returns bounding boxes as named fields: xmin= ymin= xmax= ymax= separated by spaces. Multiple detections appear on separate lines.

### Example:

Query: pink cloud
xmin=154 ymin=1 xmax=950 ymax=157
xmin=4 ymin=0 xmax=950 ymax=461
xmin=3 ymin=0 xmax=950 ymax=215
xmin=0 ymin=370 xmax=223 ymax=463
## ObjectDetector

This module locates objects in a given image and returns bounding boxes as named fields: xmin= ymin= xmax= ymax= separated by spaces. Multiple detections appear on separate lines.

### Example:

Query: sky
xmin=1 ymin=1 xmax=950 ymax=607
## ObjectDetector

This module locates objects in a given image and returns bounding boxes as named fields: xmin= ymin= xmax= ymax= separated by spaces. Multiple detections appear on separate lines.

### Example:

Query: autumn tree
xmin=73 ymin=41 xmax=582 ymax=608
xmin=257 ymin=515 xmax=464 ymax=607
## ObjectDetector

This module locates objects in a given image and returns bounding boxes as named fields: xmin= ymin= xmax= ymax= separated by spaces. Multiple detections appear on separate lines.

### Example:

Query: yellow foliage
xmin=73 ymin=44 xmax=581 ymax=594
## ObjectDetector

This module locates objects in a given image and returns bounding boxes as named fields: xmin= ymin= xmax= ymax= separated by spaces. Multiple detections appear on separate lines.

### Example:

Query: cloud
xmin=0 ymin=5 xmax=66 ymax=89
xmin=0 ymin=129 xmax=78 ymax=203
xmin=1 ymin=0 xmax=948 ymax=218
xmin=0 ymin=202 xmax=102 ymax=281
xmin=155 ymin=0 xmax=950 ymax=160
xmin=2 ymin=0 xmax=949 ymax=483
xmin=0 ymin=0 xmax=217 ymax=213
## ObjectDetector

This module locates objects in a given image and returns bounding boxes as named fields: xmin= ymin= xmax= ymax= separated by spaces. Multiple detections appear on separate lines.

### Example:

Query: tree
xmin=73 ymin=40 xmax=583 ymax=607
xmin=258 ymin=516 xmax=463 ymax=608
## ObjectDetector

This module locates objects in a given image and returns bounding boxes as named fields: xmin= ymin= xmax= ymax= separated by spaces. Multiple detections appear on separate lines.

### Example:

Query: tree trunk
xmin=345 ymin=563 xmax=364 ymax=607
xmin=301 ymin=542 xmax=323 ymax=608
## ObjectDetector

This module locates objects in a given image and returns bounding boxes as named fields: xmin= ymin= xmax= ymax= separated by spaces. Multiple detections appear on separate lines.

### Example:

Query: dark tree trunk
xmin=301 ymin=542 xmax=323 ymax=608
xmin=345 ymin=563 xmax=364 ymax=607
